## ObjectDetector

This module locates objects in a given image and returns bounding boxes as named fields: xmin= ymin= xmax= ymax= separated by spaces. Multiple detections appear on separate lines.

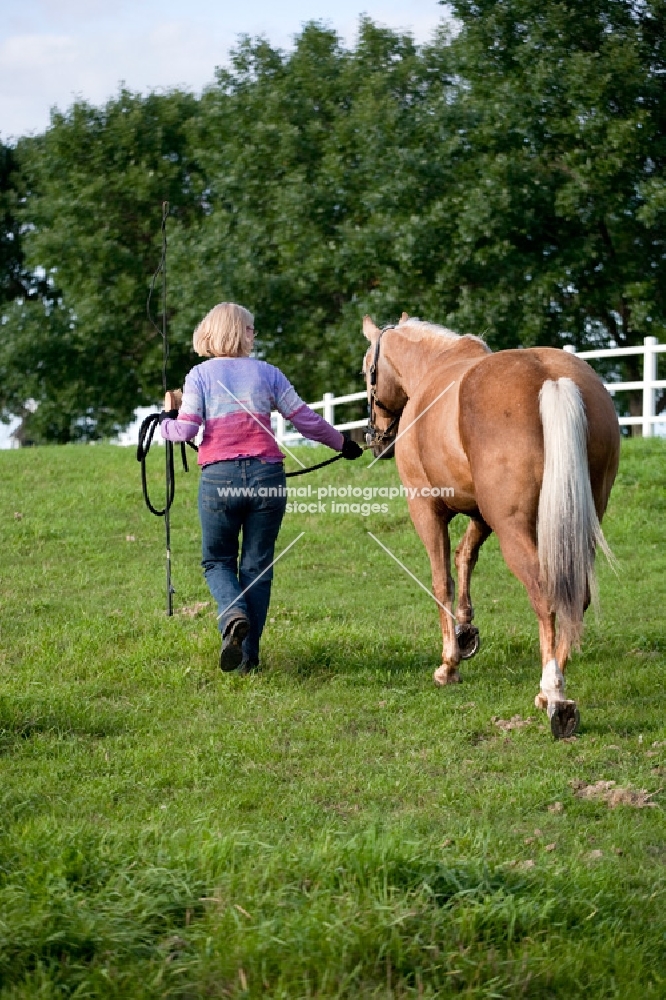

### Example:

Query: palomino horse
xmin=363 ymin=315 xmax=620 ymax=738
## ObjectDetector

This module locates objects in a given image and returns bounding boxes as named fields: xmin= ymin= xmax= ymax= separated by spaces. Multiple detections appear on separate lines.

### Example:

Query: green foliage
xmin=0 ymin=142 xmax=26 ymax=308
xmin=0 ymin=439 xmax=664 ymax=996
xmin=169 ymin=20 xmax=456 ymax=400
xmin=1 ymin=90 xmax=203 ymax=442
xmin=443 ymin=0 xmax=666 ymax=356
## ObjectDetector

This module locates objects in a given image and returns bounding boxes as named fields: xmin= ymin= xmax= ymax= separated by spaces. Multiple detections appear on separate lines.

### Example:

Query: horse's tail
xmin=537 ymin=377 xmax=614 ymax=649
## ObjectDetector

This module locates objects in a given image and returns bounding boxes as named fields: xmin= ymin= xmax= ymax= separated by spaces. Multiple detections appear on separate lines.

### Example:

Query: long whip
xmin=143 ymin=201 xmax=175 ymax=616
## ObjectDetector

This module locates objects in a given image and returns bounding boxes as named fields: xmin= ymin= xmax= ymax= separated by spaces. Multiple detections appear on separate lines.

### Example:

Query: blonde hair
xmin=192 ymin=302 xmax=254 ymax=358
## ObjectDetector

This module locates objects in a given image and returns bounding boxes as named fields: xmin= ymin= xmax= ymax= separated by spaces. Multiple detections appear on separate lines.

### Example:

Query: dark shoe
xmin=219 ymin=617 xmax=250 ymax=672
xmin=237 ymin=659 xmax=259 ymax=676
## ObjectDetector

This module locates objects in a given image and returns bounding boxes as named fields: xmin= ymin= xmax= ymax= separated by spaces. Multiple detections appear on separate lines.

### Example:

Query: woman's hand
xmin=164 ymin=389 xmax=182 ymax=411
xmin=341 ymin=436 xmax=363 ymax=460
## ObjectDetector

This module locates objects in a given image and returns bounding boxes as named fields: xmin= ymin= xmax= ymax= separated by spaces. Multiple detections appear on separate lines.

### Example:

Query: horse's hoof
xmin=455 ymin=624 xmax=480 ymax=660
xmin=550 ymin=701 xmax=580 ymax=740
xmin=433 ymin=666 xmax=461 ymax=686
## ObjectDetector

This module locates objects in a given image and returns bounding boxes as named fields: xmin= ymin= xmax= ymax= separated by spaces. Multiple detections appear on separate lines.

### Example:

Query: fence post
xmin=275 ymin=413 xmax=286 ymax=444
xmin=643 ymin=336 xmax=658 ymax=439
xmin=323 ymin=392 xmax=335 ymax=426
xmin=563 ymin=344 xmax=576 ymax=355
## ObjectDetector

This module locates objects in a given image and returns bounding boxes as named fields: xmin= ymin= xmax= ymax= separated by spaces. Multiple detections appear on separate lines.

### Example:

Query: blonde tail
xmin=537 ymin=378 xmax=614 ymax=648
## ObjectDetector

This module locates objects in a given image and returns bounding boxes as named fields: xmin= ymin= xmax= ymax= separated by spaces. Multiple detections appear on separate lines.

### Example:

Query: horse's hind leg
xmin=454 ymin=516 xmax=491 ymax=658
xmin=493 ymin=519 xmax=577 ymax=734
xmin=406 ymin=497 xmax=459 ymax=684
xmin=555 ymin=581 xmax=590 ymax=677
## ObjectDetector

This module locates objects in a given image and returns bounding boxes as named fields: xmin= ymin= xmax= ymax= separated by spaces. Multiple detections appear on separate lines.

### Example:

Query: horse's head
xmin=362 ymin=315 xmax=408 ymax=460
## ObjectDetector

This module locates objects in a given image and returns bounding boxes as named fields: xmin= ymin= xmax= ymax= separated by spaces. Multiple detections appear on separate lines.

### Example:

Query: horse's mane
xmin=395 ymin=318 xmax=489 ymax=351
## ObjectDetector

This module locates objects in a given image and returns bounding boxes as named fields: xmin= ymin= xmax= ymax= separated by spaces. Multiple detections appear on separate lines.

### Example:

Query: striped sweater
xmin=160 ymin=357 xmax=344 ymax=465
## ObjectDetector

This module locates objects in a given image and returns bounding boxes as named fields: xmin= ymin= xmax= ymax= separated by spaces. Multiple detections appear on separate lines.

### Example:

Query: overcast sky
xmin=1 ymin=0 xmax=448 ymax=142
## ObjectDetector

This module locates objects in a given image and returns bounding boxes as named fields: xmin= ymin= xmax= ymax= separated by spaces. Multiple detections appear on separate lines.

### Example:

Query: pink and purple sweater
xmin=160 ymin=357 xmax=345 ymax=465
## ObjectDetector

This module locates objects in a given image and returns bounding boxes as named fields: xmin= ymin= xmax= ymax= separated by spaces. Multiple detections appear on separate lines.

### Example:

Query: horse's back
xmin=458 ymin=348 xmax=620 ymax=529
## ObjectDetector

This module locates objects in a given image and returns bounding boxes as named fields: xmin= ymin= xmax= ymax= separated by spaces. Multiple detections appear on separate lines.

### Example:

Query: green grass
xmin=0 ymin=439 xmax=664 ymax=998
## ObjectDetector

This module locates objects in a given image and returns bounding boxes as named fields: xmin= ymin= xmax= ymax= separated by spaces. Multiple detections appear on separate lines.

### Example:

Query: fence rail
xmin=274 ymin=390 xmax=368 ymax=444
xmin=563 ymin=335 xmax=666 ymax=437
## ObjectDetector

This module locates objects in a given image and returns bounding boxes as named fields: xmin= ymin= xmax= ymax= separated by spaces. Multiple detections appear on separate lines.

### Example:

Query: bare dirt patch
xmin=492 ymin=715 xmax=534 ymax=731
xmin=177 ymin=602 xmax=211 ymax=617
xmin=571 ymin=779 xmax=660 ymax=808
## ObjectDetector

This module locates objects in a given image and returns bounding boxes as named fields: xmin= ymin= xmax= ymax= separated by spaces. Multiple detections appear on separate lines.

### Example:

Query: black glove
xmin=341 ymin=435 xmax=363 ymax=460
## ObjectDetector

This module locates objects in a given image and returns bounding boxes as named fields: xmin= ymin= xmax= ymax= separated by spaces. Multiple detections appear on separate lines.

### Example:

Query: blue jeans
xmin=199 ymin=459 xmax=287 ymax=664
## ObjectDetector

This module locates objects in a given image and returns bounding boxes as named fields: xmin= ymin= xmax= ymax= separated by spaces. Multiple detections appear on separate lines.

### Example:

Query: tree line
xmin=1 ymin=0 xmax=665 ymax=442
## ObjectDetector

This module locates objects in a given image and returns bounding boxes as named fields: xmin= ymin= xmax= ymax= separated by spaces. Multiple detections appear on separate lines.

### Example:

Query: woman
xmin=160 ymin=302 xmax=362 ymax=673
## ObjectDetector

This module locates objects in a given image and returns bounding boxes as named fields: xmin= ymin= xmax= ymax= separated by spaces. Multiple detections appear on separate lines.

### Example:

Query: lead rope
xmin=285 ymin=453 xmax=344 ymax=477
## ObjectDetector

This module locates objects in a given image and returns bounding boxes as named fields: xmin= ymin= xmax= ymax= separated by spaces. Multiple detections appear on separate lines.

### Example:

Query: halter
xmin=367 ymin=325 xmax=405 ymax=449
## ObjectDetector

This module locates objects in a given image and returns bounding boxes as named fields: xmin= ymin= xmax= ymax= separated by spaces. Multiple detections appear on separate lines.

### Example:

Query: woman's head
xmin=193 ymin=302 xmax=255 ymax=358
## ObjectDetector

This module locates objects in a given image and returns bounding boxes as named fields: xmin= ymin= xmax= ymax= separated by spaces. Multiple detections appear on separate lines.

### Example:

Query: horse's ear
xmin=400 ymin=312 xmax=409 ymax=323
xmin=363 ymin=315 xmax=380 ymax=341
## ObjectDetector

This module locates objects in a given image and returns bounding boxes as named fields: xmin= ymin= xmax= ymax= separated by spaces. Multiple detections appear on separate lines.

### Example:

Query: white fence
xmin=274 ymin=390 xmax=367 ymax=445
xmin=276 ymin=335 xmax=666 ymax=444
xmin=563 ymin=335 xmax=666 ymax=437
xmin=2 ymin=338 xmax=662 ymax=450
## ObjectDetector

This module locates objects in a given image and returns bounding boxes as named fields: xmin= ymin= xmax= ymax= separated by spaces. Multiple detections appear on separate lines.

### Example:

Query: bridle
xmin=366 ymin=326 xmax=405 ymax=449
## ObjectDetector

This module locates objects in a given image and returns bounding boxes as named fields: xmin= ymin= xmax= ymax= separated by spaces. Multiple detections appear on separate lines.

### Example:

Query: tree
xmin=169 ymin=20 xmax=457 ymax=402
xmin=1 ymin=90 xmax=203 ymax=442
xmin=436 ymin=0 xmax=666 ymax=385
xmin=0 ymin=141 xmax=25 ymax=307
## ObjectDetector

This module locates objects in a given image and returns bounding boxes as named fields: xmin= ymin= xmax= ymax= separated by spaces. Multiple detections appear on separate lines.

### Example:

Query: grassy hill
xmin=0 ymin=439 xmax=664 ymax=998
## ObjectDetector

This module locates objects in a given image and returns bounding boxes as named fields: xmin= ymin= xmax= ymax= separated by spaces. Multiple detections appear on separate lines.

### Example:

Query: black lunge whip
xmin=138 ymin=201 xmax=189 ymax=617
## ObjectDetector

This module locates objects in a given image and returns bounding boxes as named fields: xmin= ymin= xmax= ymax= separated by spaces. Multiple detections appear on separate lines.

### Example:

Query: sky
xmin=1 ymin=0 xmax=449 ymax=141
